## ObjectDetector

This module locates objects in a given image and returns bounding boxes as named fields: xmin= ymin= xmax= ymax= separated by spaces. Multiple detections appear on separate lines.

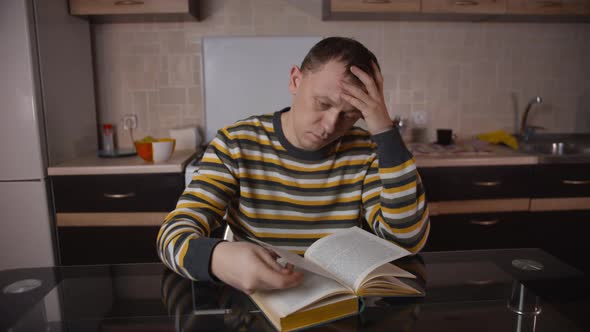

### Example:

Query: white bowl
xmin=152 ymin=140 xmax=175 ymax=162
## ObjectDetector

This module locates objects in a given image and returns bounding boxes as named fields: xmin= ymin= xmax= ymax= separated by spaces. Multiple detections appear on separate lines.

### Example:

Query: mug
xmin=436 ymin=129 xmax=455 ymax=146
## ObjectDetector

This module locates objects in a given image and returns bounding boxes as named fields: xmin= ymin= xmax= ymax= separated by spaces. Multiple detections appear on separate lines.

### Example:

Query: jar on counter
xmin=101 ymin=123 xmax=117 ymax=153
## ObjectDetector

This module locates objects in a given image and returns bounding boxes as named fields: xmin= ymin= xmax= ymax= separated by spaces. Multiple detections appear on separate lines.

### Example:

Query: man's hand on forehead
xmin=340 ymin=62 xmax=394 ymax=135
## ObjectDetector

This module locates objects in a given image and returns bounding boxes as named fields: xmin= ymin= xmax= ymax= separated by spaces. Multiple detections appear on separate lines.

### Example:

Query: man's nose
xmin=322 ymin=110 xmax=340 ymax=137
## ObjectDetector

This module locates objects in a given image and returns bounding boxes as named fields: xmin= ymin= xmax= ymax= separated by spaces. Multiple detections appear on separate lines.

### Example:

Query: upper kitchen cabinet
xmin=422 ymin=0 xmax=507 ymax=14
xmin=507 ymin=0 xmax=590 ymax=15
xmin=323 ymin=0 xmax=421 ymax=20
xmin=318 ymin=0 xmax=589 ymax=21
xmin=69 ymin=0 xmax=199 ymax=21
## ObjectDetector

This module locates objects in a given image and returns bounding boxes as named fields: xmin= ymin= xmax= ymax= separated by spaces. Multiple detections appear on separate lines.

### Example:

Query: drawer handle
xmin=103 ymin=192 xmax=136 ymax=199
xmin=535 ymin=0 xmax=563 ymax=8
xmin=562 ymin=179 xmax=590 ymax=185
xmin=361 ymin=0 xmax=392 ymax=3
xmin=469 ymin=219 xmax=500 ymax=226
xmin=114 ymin=0 xmax=145 ymax=6
xmin=473 ymin=181 xmax=502 ymax=187
xmin=454 ymin=0 xmax=480 ymax=6
xmin=465 ymin=279 xmax=494 ymax=286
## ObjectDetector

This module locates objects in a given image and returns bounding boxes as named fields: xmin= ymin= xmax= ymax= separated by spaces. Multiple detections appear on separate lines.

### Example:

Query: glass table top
xmin=1 ymin=248 xmax=587 ymax=331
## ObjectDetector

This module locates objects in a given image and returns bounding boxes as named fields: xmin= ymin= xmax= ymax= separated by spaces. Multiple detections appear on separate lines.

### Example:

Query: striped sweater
xmin=157 ymin=108 xmax=430 ymax=281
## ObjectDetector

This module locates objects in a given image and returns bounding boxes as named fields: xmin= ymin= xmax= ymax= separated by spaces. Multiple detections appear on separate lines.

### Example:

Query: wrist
xmin=210 ymin=241 xmax=229 ymax=281
xmin=367 ymin=120 xmax=394 ymax=135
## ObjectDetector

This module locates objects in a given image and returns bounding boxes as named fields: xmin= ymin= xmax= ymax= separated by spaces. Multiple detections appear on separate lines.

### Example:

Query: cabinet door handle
xmin=103 ymin=192 xmax=136 ymax=199
xmin=362 ymin=0 xmax=392 ymax=3
xmin=469 ymin=219 xmax=500 ymax=226
xmin=465 ymin=279 xmax=494 ymax=285
xmin=473 ymin=181 xmax=502 ymax=187
xmin=562 ymin=179 xmax=590 ymax=185
xmin=454 ymin=0 xmax=480 ymax=6
xmin=114 ymin=0 xmax=145 ymax=6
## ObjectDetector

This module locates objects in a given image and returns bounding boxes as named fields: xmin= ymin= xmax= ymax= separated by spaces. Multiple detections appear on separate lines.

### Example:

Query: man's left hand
xmin=340 ymin=62 xmax=393 ymax=135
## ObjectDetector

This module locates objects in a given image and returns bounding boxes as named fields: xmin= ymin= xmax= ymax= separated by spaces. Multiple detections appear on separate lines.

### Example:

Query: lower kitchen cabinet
xmin=51 ymin=173 xmax=186 ymax=265
xmin=528 ymin=210 xmax=590 ymax=274
xmin=424 ymin=210 xmax=589 ymax=273
xmin=58 ymin=226 xmax=161 ymax=265
xmin=423 ymin=212 xmax=533 ymax=252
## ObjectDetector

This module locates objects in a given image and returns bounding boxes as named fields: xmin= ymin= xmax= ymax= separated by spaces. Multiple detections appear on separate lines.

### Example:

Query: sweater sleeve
xmin=361 ymin=128 xmax=430 ymax=254
xmin=157 ymin=128 xmax=239 ymax=281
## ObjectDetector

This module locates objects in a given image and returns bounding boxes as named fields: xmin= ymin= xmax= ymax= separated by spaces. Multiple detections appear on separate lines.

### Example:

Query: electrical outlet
xmin=122 ymin=114 xmax=138 ymax=130
xmin=411 ymin=110 xmax=428 ymax=126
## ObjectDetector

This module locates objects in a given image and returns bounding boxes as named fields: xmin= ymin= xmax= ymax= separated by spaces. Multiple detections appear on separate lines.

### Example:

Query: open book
xmin=248 ymin=227 xmax=424 ymax=332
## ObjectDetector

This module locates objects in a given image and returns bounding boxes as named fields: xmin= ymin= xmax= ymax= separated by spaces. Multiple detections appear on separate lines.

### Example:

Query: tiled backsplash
xmin=93 ymin=0 xmax=590 ymax=148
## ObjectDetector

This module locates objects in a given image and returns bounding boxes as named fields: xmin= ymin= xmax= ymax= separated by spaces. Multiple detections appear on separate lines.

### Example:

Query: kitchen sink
xmin=521 ymin=142 xmax=582 ymax=156
xmin=517 ymin=134 xmax=590 ymax=163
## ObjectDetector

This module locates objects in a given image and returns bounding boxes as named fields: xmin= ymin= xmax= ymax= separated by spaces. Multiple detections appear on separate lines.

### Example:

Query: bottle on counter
xmin=101 ymin=123 xmax=117 ymax=154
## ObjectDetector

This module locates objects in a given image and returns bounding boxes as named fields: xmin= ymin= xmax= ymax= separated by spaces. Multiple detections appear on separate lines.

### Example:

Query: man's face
xmin=286 ymin=60 xmax=363 ymax=151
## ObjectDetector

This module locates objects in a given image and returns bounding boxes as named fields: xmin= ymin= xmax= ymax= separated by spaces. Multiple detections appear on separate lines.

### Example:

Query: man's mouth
xmin=310 ymin=132 xmax=327 ymax=142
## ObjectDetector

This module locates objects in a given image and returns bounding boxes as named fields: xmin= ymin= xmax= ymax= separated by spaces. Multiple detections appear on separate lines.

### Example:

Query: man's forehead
xmin=314 ymin=95 xmax=357 ymax=113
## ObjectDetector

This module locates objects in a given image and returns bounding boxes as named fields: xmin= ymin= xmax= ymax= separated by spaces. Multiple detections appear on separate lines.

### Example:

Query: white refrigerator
xmin=0 ymin=0 xmax=97 ymax=270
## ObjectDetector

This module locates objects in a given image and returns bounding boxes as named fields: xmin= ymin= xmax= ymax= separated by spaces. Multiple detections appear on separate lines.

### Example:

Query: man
xmin=157 ymin=37 xmax=430 ymax=295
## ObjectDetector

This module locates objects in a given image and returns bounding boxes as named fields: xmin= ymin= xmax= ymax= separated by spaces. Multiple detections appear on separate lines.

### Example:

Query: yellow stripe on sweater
xmin=379 ymin=159 xmax=415 ymax=174
xmin=381 ymin=193 xmax=425 ymax=215
xmin=241 ymin=191 xmax=360 ymax=206
xmin=237 ymin=173 xmax=364 ymax=189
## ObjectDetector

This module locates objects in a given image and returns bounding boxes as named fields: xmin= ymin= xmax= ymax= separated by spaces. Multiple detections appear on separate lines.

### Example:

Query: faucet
xmin=519 ymin=96 xmax=543 ymax=142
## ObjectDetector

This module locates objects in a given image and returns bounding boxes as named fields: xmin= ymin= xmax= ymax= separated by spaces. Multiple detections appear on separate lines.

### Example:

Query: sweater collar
xmin=273 ymin=107 xmax=338 ymax=161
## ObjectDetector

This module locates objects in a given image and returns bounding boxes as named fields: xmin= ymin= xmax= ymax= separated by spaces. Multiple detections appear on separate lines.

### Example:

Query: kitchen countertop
xmin=411 ymin=142 xmax=538 ymax=168
xmin=47 ymin=136 xmax=590 ymax=175
xmin=48 ymin=149 xmax=197 ymax=175
xmin=1 ymin=248 xmax=587 ymax=331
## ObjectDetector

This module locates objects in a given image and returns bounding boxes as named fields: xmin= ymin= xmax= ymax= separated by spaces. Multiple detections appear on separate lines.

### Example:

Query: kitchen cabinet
xmin=531 ymin=163 xmax=590 ymax=198
xmin=319 ymin=0 xmax=590 ymax=21
xmin=424 ymin=212 xmax=533 ymax=252
xmin=52 ymin=174 xmax=183 ymax=212
xmin=422 ymin=0 xmax=507 ymax=14
xmin=69 ymin=0 xmax=199 ymax=20
xmin=530 ymin=163 xmax=590 ymax=212
xmin=420 ymin=166 xmax=533 ymax=202
xmin=419 ymin=165 xmax=534 ymax=253
xmin=323 ymin=0 xmax=421 ymax=20
xmin=51 ymin=173 xmax=185 ymax=265
xmin=420 ymin=163 xmax=589 ymax=274
xmin=507 ymin=0 xmax=590 ymax=15
xmin=328 ymin=0 xmax=421 ymax=13
xmin=527 ymin=210 xmax=590 ymax=273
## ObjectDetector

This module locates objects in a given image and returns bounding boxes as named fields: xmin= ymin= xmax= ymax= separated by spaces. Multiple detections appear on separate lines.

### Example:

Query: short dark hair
xmin=300 ymin=37 xmax=380 ymax=85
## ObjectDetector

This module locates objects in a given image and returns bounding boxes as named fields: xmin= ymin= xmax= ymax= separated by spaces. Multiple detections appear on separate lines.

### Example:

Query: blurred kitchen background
xmin=93 ymin=0 xmax=590 ymax=147
xmin=2 ymin=0 xmax=590 ymax=273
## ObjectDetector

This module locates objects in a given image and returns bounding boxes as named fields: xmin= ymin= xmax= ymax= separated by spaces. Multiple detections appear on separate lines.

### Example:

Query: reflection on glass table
xmin=1 ymin=248 xmax=588 ymax=332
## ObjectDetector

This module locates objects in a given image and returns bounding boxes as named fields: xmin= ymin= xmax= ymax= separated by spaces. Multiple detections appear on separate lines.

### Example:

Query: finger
xmin=341 ymin=92 xmax=369 ymax=115
xmin=350 ymin=66 xmax=380 ymax=100
xmin=280 ymin=263 xmax=295 ymax=275
xmin=258 ymin=268 xmax=304 ymax=291
xmin=371 ymin=61 xmax=384 ymax=92
xmin=341 ymin=80 xmax=370 ymax=102
xmin=255 ymin=247 xmax=285 ymax=273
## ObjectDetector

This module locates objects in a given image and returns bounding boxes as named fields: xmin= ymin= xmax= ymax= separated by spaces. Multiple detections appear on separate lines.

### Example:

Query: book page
xmin=363 ymin=262 xmax=416 ymax=283
xmin=304 ymin=227 xmax=411 ymax=291
xmin=250 ymin=269 xmax=352 ymax=317
xmin=357 ymin=275 xmax=420 ymax=296
xmin=248 ymin=237 xmax=340 ymax=282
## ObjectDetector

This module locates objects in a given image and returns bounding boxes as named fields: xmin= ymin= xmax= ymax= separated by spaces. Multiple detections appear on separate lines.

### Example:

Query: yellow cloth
xmin=476 ymin=130 xmax=519 ymax=150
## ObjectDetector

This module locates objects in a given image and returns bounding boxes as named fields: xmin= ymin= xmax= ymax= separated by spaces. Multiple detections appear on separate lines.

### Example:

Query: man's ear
xmin=288 ymin=65 xmax=302 ymax=95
